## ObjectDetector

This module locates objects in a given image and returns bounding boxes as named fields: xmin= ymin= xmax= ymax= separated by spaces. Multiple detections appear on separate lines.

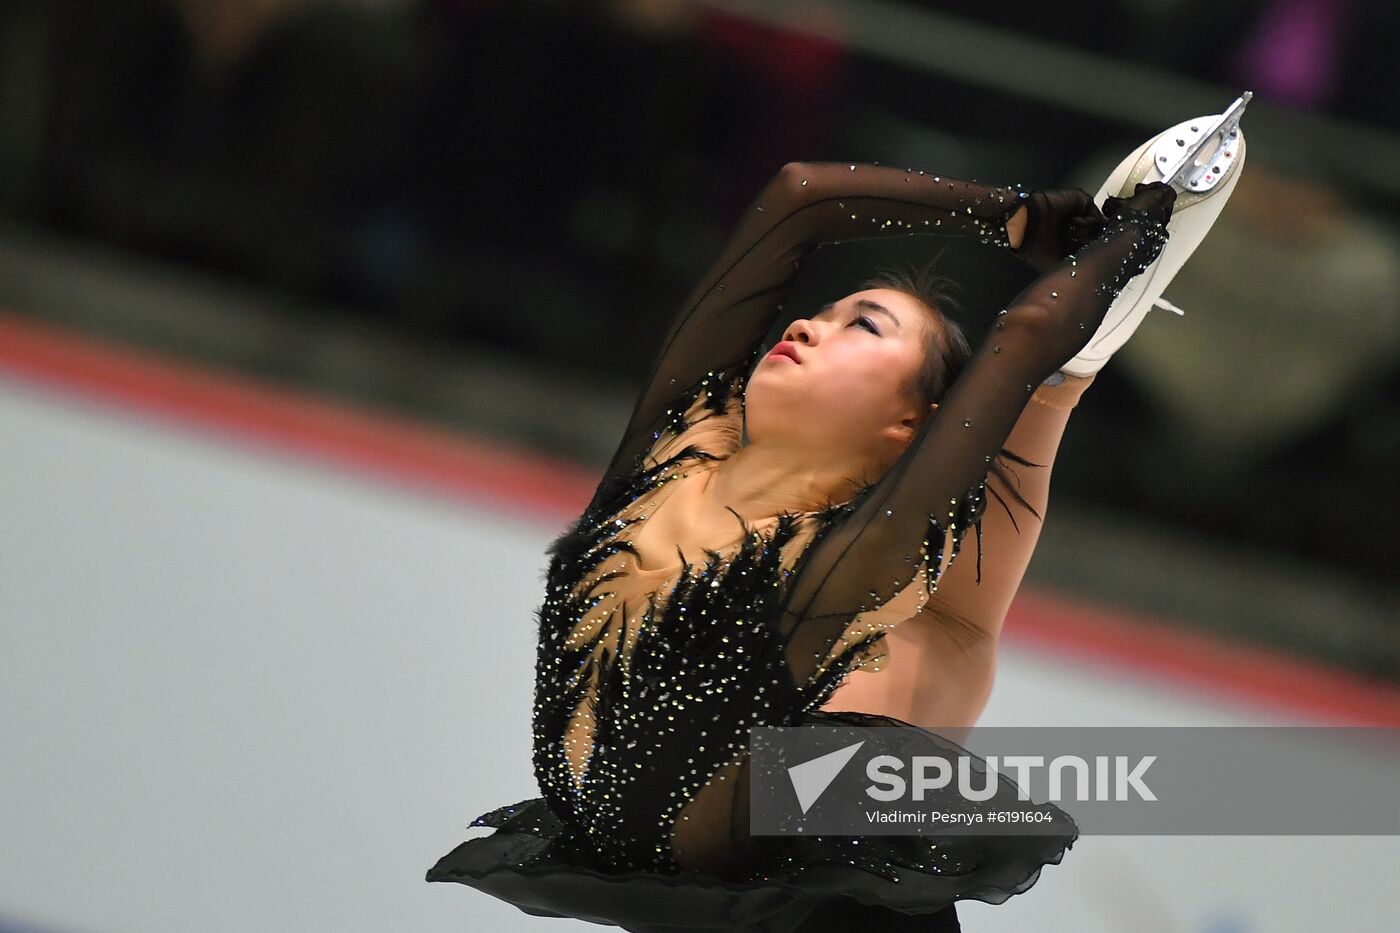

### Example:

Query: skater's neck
xmin=703 ymin=437 xmax=884 ymax=521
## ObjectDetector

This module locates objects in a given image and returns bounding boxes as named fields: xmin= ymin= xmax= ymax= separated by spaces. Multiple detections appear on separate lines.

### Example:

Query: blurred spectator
xmin=688 ymin=3 xmax=851 ymax=220
xmin=173 ymin=0 xmax=314 ymax=77
xmin=1230 ymin=0 xmax=1353 ymax=111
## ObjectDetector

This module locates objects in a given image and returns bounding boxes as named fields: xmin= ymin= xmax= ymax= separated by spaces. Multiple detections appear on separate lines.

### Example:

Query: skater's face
xmin=746 ymin=288 xmax=939 ymax=462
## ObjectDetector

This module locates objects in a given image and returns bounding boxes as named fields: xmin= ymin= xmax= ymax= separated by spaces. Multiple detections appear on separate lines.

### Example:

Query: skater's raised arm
xmin=780 ymin=182 xmax=1177 ymax=696
xmin=589 ymin=161 xmax=1037 ymax=511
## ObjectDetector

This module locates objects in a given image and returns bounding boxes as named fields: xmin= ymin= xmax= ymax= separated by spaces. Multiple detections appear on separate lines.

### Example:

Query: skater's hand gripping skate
xmin=1102 ymin=181 xmax=1177 ymax=231
xmin=1013 ymin=187 xmax=1108 ymax=274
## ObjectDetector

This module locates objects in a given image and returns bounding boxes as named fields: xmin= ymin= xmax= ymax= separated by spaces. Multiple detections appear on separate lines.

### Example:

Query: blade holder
xmin=1153 ymin=91 xmax=1253 ymax=194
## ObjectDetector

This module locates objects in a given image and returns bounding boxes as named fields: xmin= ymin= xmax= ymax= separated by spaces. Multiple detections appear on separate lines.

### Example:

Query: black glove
xmin=1102 ymin=180 xmax=1177 ymax=230
xmin=1012 ymin=187 xmax=1109 ymax=273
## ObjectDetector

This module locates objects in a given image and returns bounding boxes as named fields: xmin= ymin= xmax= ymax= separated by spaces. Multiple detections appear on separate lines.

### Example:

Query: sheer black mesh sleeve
xmin=779 ymin=208 xmax=1170 ymax=698
xmin=585 ymin=161 xmax=1031 ymax=516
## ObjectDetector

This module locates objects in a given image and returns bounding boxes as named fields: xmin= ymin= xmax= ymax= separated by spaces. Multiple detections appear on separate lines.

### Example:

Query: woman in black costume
xmin=427 ymin=160 xmax=1176 ymax=932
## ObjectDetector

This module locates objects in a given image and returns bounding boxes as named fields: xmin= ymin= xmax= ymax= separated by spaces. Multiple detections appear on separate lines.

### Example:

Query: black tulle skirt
xmin=426 ymin=712 xmax=1078 ymax=933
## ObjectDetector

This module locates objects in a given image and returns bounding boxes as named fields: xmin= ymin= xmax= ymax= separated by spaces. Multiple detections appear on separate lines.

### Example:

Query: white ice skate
xmin=1060 ymin=92 xmax=1252 ymax=377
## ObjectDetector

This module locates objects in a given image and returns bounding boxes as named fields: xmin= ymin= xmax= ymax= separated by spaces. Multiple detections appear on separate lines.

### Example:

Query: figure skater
xmin=428 ymin=99 xmax=1249 ymax=932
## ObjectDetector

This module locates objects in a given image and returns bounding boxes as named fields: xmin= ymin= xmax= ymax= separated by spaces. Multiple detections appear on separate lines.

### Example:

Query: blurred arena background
xmin=1 ymin=1 xmax=1398 ymax=931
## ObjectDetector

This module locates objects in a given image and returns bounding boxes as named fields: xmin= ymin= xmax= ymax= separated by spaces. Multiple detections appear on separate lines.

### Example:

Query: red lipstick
xmin=767 ymin=341 xmax=802 ymax=364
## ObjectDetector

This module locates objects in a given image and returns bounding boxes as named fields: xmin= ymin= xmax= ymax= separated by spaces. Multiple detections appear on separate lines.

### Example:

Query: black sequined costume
xmin=427 ymin=162 xmax=1170 ymax=932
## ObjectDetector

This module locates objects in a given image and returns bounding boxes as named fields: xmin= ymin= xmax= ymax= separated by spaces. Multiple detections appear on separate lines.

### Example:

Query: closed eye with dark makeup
xmin=852 ymin=314 xmax=879 ymax=334
xmin=818 ymin=297 xmax=904 ymax=337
